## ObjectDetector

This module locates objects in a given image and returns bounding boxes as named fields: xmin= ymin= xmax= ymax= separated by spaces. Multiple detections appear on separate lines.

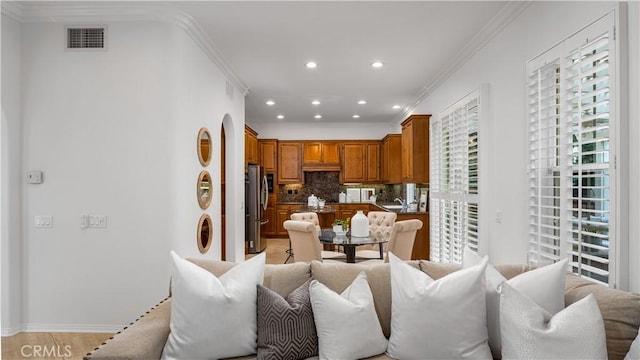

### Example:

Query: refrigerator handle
xmin=262 ymin=175 xmax=269 ymax=211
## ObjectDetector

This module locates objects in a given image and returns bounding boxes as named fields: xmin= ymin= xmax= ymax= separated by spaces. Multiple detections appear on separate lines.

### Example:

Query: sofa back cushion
xmin=565 ymin=275 xmax=640 ymax=360
xmin=310 ymin=260 xmax=420 ymax=337
xmin=188 ymin=259 xmax=311 ymax=298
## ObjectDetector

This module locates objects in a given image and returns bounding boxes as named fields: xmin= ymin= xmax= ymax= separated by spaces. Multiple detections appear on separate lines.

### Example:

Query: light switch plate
xmin=35 ymin=215 xmax=52 ymax=228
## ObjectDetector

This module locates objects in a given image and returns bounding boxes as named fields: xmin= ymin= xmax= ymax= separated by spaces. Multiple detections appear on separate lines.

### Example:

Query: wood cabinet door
xmin=382 ymin=139 xmax=390 ymax=183
xmin=342 ymin=143 xmax=366 ymax=183
xmin=303 ymin=142 xmax=322 ymax=163
xmin=278 ymin=143 xmax=302 ymax=183
xmin=276 ymin=207 xmax=291 ymax=236
xmin=260 ymin=140 xmax=277 ymax=173
xmin=322 ymin=143 xmax=340 ymax=164
xmin=366 ymin=143 xmax=380 ymax=182
xmin=401 ymin=122 xmax=413 ymax=181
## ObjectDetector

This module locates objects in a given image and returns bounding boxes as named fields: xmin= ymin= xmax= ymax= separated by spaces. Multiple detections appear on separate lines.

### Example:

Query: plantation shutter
xmin=430 ymin=89 xmax=481 ymax=264
xmin=527 ymin=60 xmax=565 ymax=265
xmin=527 ymin=12 xmax=615 ymax=286
xmin=565 ymin=21 xmax=614 ymax=285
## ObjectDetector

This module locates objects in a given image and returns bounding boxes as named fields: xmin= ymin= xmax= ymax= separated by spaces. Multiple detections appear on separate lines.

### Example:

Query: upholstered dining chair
xmin=287 ymin=213 xmax=346 ymax=261
xmin=355 ymin=211 xmax=397 ymax=260
xmin=283 ymin=220 xmax=322 ymax=262
xmin=359 ymin=219 xmax=423 ymax=264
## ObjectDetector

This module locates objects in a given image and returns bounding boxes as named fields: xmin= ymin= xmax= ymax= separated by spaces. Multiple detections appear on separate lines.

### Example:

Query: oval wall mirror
xmin=197 ymin=127 xmax=212 ymax=166
xmin=197 ymin=170 xmax=212 ymax=209
xmin=197 ymin=213 xmax=213 ymax=254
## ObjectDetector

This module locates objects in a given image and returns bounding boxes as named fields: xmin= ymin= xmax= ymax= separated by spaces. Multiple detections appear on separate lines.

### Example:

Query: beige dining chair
xmin=286 ymin=214 xmax=346 ymax=261
xmin=359 ymin=219 xmax=423 ymax=264
xmin=355 ymin=211 xmax=397 ymax=260
xmin=283 ymin=220 xmax=322 ymax=262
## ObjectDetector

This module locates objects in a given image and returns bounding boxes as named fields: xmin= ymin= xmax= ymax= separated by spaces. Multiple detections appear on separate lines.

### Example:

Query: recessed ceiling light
xmin=371 ymin=61 xmax=384 ymax=68
xmin=392 ymin=105 xmax=401 ymax=109
xmin=265 ymin=100 xmax=275 ymax=106
xmin=312 ymin=100 xmax=321 ymax=105
xmin=314 ymin=114 xmax=322 ymax=119
xmin=352 ymin=115 xmax=360 ymax=119
xmin=277 ymin=115 xmax=284 ymax=119
xmin=357 ymin=100 xmax=367 ymax=105
xmin=306 ymin=62 xmax=317 ymax=69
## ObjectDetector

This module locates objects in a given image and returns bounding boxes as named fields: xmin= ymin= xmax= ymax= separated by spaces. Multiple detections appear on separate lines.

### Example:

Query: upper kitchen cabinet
xmin=401 ymin=115 xmax=430 ymax=183
xmin=259 ymin=139 xmax=277 ymax=173
xmin=278 ymin=141 xmax=303 ymax=183
xmin=382 ymin=134 xmax=402 ymax=184
xmin=341 ymin=141 xmax=380 ymax=183
xmin=302 ymin=142 xmax=341 ymax=170
xmin=244 ymin=125 xmax=259 ymax=169
xmin=366 ymin=143 xmax=381 ymax=183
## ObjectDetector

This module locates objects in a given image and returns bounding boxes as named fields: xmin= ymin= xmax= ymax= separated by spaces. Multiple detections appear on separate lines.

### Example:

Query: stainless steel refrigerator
xmin=246 ymin=164 xmax=269 ymax=253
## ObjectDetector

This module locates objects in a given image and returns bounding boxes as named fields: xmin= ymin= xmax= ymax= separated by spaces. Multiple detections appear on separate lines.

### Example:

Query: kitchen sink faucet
xmin=394 ymin=198 xmax=408 ymax=212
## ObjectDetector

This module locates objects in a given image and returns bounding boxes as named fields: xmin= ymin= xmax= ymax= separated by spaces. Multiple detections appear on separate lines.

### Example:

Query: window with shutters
xmin=527 ymin=12 xmax=617 ymax=286
xmin=430 ymin=89 xmax=482 ymax=264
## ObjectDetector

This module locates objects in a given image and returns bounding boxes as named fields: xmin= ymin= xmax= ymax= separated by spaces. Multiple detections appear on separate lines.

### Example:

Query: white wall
xmin=16 ymin=20 xmax=244 ymax=331
xmin=628 ymin=2 xmax=640 ymax=292
xmin=411 ymin=2 xmax=640 ymax=290
xmin=251 ymin=121 xmax=393 ymax=140
xmin=1 ymin=14 xmax=24 ymax=336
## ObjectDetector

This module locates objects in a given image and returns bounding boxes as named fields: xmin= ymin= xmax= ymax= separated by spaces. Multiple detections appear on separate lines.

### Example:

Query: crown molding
xmin=393 ymin=0 xmax=531 ymax=124
xmin=3 ymin=2 xmax=249 ymax=96
xmin=1 ymin=1 xmax=23 ymax=21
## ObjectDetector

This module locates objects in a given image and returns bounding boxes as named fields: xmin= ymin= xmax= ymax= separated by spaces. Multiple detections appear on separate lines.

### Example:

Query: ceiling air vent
xmin=66 ymin=26 xmax=106 ymax=49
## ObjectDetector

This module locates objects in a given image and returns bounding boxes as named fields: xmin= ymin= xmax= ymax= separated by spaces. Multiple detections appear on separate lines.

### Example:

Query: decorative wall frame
xmin=197 ymin=170 xmax=212 ymax=209
xmin=197 ymin=213 xmax=213 ymax=254
xmin=197 ymin=127 xmax=212 ymax=166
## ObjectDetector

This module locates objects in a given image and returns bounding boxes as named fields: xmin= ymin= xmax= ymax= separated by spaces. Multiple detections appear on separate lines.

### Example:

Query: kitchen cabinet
xmin=275 ymin=204 xmax=300 ymax=236
xmin=302 ymin=142 xmax=340 ymax=170
xmin=401 ymin=115 xmax=430 ymax=183
xmin=244 ymin=125 xmax=259 ymax=169
xmin=278 ymin=142 xmax=303 ymax=183
xmin=264 ymin=194 xmax=278 ymax=237
xmin=382 ymin=134 xmax=402 ymax=184
xmin=335 ymin=204 xmax=367 ymax=221
xmin=396 ymin=212 xmax=430 ymax=260
xmin=341 ymin=141 xmax=380 ymax=183
xmin=342 ymin=143 xmax=366 ymax=183
xmin=366 ymin=143 xmax=381 ymax=182
xmin=259 ymin=139 xmax=277 ymax=173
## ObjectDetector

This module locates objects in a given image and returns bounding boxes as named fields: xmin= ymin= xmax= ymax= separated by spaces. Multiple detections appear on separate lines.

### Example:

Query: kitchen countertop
xmin=277 ymin=202 xmax=428 ymax=215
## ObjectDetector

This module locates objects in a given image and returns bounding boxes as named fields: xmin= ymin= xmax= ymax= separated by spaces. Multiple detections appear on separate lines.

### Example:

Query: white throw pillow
xmin=161 ymin=251 xmax=265 ymax=360
xmin=499 ymin=282 xmax=607 ymax=360
xmin=309 ymin=271 xmax=388 ymax=360
xmin=463 ymin=246 xmax=567 ymax=358
xmin=387 ymin=252 xmax=492 ymax=359
xmin=625 ymin=328 xmax=640 ymax=360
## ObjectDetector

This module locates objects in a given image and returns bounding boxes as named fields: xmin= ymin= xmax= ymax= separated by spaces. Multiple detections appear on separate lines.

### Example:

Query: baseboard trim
xmin=20 ymin=324 xmax=122 ymax=333
xmin=1 ymin=326 xmax=23 ymax=337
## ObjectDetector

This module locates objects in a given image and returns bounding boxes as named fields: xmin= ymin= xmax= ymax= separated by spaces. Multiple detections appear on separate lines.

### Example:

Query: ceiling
xmin=11 ymin=1 xmax=510 ymax=125
xmin=169 ymin=1 xmax=507 ymax=125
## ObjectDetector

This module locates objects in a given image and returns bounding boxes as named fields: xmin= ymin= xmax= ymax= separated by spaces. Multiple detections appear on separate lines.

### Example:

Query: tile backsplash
xmin=278 ymin=172 xmax=401 ymax=203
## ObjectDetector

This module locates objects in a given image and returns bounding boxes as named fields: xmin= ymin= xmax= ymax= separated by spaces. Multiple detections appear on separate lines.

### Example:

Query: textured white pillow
xmin=499 ymin=282 xmax=607 ymax=360
xmin=625 ymin=328 xmax=640 ymax=360
xmin=309 ymin=271 xmax=388 ymax=360
xmin=161 ymin=251 xmax=265 ymax=360
xmin=463 ymin=247 xmax=567 ymax=358
xmin=387 ymin=252 xmax=492 ymax=359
